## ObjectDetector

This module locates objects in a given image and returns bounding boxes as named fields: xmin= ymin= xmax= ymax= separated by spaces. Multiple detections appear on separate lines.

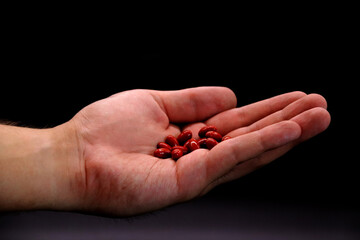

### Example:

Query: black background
xmin=1 ymin=6 xmax=359 ymax=240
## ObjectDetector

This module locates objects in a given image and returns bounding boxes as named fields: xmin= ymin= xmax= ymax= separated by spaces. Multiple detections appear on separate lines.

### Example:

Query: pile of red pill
xmin=154 ymin=125 xmax=231 ymax=160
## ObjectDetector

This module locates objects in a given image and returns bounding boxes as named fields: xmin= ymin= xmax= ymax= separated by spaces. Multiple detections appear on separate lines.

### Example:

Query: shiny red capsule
xmin=198 ymin=138 xmax=207 ymax=148
xmin=171 ymin=149 xmax=183 ymax=160
xmin=206 ymin=138 xmax=218 ymax=150
xmin=165 ymin=135 xmax=179 ymax=147
xmin=177 ymin=130 xmax=192 ymax=144
xmin=198 ymin=125 xmax=217 ymax=138
xmin=184 ymin=138 xmax=200 ymax=152
xmin=171 ymin=145 xmax=188 ymax=154
xmin=157 ymin=142 xmax=172 ymax=150
xmin=205 ymin=131 xmax=222 ymax=142
xmin=154 ymin=148 xmax=171 ymax=158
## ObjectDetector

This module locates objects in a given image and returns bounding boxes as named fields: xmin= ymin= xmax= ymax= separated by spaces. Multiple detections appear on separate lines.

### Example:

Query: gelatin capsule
xmin=205 ymin=131 xmax=222 ymax=142
xmin=198 ymin=125 xmax=217 ymax=138
xmin=154 ymin=148 xmax=171 ymax=158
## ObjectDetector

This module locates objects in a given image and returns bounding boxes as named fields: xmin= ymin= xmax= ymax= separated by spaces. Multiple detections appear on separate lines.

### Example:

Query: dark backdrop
xmin=1 ymin=8 xmax=358 ymax=240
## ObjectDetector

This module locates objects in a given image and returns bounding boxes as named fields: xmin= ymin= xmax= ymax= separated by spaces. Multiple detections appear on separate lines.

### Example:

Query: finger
xmin=206 ymin=91 xmax=306 ymax=135
xmin=205 ymin=120 xmax=301 ymax=182
xmin=151 ymin=87 xmax=237 ymax=123
xmin=201 ymin=107 xmax=331 ymax=194
xmin=290 ymin=107 xmax=331 ymax=141
xmin=175 ymin=120 xmax=301 ymax=199
xmin=227 ymin=93 xmax=328 ymax=137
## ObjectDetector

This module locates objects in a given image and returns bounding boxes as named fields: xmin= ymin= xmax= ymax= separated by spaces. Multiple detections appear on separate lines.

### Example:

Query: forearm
xmin=0 ymin=123 xmax=82 ymax=211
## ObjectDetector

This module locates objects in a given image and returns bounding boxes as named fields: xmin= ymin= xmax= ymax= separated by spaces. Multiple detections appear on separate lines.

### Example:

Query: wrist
xmin=45 ymin=121 xmax=85 ymax=211
xmin=0 ymin=122 xmax=84 ymax=212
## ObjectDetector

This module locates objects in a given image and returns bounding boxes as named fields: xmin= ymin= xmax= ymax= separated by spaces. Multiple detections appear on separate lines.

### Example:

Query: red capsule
xmin=177 ymin=130 xmax=192 ymax=144
xmin=222 ymin=136 xmax=231 ymax=141
xmin=198 ymin=125 xmax=217 ymax=138
xmin=198 ymin=138 xmax=207 ymax=148
xmin=157 ymin=142 xmax=172 ymax=150
xmin=171 ymin=149 xmax=183 ymax=160
xmin=172 ymin=145 xmax=188 ymax=154
xmin=165 ymin=135 xmax=179 ymax=147
xmin=206 ymin=138 xmax=218 ymax=150
xmin=205 ymin=131 xmax=222 ymax=142
xmin=154 ymin=148 xmax=171 ymax=158
xmin=184 ymin=138 xmax=200 ymax=152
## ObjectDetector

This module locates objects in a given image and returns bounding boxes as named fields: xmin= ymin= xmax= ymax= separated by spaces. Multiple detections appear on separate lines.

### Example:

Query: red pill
xmin=205 ymin=131 xmax=222 ymax=142
xmin=206 ymin=138 xmax=218 ymax=150
xmin=165 ymin=135 xmax=179 ymax=147
xmin=172 ymin=145 xmax=188 ymax=154
xmin=177 ymin=130 xmax=192 ymax=144
xmin=154 ymin=148 xmax=171 ymax=158
xmin=157 ymin=142 xmax=172 ymax=150
xmin=198 ymin=138 xmax=207 ymax=148
xmin=198 ymin=125 xmax=217 ymax=138
xmin=171 ymin=149 xmax=183 ymax=160
xmin=222 ymin=136 xmax=231 ymax=141
xmin=184 ymin=138 xmax=200 ymax=152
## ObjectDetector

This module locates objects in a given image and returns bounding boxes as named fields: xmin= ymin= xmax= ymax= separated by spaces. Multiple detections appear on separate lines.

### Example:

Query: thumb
xmin=152 ymin=87 xmax=237 ymax=123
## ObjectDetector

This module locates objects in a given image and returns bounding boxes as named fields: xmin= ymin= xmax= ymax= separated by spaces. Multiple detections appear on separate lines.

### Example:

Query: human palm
xmin=70 ymin=87 xmax=330 ymax=216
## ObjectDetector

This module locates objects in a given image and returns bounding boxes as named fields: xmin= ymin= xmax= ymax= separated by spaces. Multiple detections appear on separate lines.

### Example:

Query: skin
xmin=0 ymin=87 xmax=330 ymax=216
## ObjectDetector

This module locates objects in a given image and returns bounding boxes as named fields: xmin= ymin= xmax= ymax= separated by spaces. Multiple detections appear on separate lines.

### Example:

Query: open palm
xmin=71 ymin=87 xmax=330 ymax=216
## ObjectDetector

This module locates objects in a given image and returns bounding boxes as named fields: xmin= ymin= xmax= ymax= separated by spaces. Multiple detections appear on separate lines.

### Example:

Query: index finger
xmin=206 ymin=91 xmax=306 ymax=135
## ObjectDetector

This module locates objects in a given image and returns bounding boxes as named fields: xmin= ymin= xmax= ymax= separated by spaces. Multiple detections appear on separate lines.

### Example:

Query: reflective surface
xmin=1 ymin=197 xmax=359 ymax=240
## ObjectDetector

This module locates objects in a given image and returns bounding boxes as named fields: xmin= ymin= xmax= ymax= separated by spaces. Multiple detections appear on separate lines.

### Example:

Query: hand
xmin=63 ymin=87 xmax=330 ymax=216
